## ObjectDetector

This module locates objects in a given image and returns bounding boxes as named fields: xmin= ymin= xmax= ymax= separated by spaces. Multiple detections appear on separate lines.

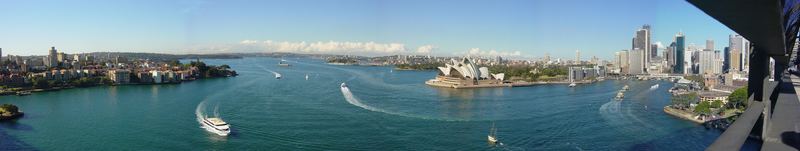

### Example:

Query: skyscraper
xmin=723 ymin=47 xmax=730 ymax=73
xmin=629 ymin=48 xmax=643 ymax=74
xmin=632 ymin=25 xmax=651 ymax=73
xmin=699 ymin=50 xmax=719 ymax=74
xmin=575 ymin=50 xmax=580 ymax=64
xmin=651 ymin=44 xmax=658 ymax=58
xmin=706 ymin=39 xmax=714 ymax=51
xmin=674 ymin=32 xmax=685 ymax=74
xmin=619 ymin=50 xmax=629 ymax=74
xmin=667 ymin=42 xmax=676 ymax=71
xmin=48 ymin=47 xmax=58 ymax=68
xmin=729 ymin=34 xmax=748 ymax=72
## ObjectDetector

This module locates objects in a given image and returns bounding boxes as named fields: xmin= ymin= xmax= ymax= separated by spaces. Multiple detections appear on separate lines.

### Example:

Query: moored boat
xmin=16 ymin=91 xmax=31 ymax=96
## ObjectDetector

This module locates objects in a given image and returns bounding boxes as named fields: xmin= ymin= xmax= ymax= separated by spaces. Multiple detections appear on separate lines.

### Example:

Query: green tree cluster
xmin=70 ymin=77 xmax=101 ymax=87
xmin=395 ymin=63 xmax=443 ymax=70
xmin=671 ymin=92 xmax=699 ymax=109
xmin=0 ymin=104 xmax=19 ymax=115
xmin=726 ymin=86 xmax=748 ymax=109
xmin=190 ymin=61 xmax=236 ymax=78
xmin=694 ymin=101 xmax=713 ymax=115
xmin=30 ymin=77 xmax=51 ymax=89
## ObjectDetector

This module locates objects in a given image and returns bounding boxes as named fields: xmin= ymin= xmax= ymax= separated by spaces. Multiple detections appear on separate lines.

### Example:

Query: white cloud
xmin=223 ymin=40 xmax=435 ymax=56
xmin=416 ymin=45 xmax=435 ymax=54
xmin=655 ymin=41 xmax=665 ymax=49
xmin=466 ymin=48 xmax=522 ymax=57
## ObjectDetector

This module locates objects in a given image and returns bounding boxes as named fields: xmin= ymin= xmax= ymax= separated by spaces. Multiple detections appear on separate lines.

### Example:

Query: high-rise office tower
xmin=729 ymin=34 xmax=748 ymax=72
xmin=651 ymin=44 xmax=658 ymax=58
xmin=674 ymin=32 xmax=685 ymax=74
xmin=633 ymin=25 xmax=651 ymax=73
xmin=723 ymin=47 xmax=730 ymax=73
xmin=619 ymin=50 xmax=629 ymax=74
xmin=667 ymin=43 xmax=676 ymax=71
xmin=629 ymin=48 xmax=643 ymax=74
xmin=706 ymin=39 xmax=714 ymax=51
xmin=699 ymin=50 xmax=719 ymax=74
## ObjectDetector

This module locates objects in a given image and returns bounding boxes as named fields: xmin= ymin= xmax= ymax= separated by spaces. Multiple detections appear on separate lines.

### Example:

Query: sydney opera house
xmin=425 ymin=57 xmax=508 ymax=88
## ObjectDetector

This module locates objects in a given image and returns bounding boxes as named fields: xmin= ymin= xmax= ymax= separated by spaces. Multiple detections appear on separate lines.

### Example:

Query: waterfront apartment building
xmin=107 ymin=69 xmax=131 ymax=84
xmin=568 ymin=66 xmax=604 ymax=82
xmin=674 ymin=32 xmax=685 ymax=74
xmin=47 ymin=47 xmax=58 ymax=67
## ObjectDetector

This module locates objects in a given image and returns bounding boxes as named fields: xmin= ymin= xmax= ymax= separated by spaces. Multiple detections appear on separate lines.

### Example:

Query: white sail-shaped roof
xmin=434 ymin=57 xmax=504 ymax=81
xmin=479 ymin=67 xmax=489 ymax=79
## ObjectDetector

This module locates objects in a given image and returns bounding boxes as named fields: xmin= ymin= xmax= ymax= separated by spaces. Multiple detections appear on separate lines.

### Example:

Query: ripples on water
xmin=0 ymin=57 xmax=735 ymax=150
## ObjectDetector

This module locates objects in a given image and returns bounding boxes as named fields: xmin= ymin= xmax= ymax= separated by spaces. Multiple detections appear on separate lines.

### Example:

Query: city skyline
xmin=1 ymin=0 xmax=734 ymax=60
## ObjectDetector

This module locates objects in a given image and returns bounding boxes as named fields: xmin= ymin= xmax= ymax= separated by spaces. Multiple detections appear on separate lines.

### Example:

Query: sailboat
xmin=488 ymin=123 xmax=499 ymax=145
xmin=305 ymin=74 xmax=309 ymax=80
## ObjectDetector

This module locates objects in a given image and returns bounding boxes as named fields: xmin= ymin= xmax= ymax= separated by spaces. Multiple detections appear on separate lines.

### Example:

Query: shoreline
xmin=425 ymin=79 xmax=598 ymax=89
xmin=0 ymin=112 xmax=24 ymax=121
xmin=1 ymin=76 xmax=234 ymax=97
xmin=663 ymin=106 xmax=706 ymax=124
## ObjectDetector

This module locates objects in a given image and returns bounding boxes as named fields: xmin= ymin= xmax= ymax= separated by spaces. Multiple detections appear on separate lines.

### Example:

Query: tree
xmin=70 ymin=77 xmax=100 ymax=87
xmin=694 ymin=101 xmax=712 ymax=115
xmin=168 ymin=60 xmax=181 ymax=66
xmin=672 ymin=92 xmax=699 ymax=109
xmin=0 ymin=104 xmax=19 ymax=114
xmin=727 ymin=86 xmax=748 ymax=109
xmin=711 ymin=100 xmax=723 ymax=108
xmin=31 ymin=77 xmax=51 ymax=89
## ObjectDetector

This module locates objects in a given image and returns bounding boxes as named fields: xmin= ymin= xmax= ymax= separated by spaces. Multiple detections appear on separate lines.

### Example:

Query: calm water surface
xmin=0 ymin=57 xmax=737 ymax=150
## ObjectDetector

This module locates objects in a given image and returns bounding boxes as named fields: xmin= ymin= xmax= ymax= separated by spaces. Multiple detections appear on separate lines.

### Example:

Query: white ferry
xmin=200 ymin=117 xmax=231 ymax=136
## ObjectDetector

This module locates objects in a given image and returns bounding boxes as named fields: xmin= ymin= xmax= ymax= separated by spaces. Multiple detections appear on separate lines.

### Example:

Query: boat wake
xmin=340 ymin=85 xmax=385 ymax=113
xmin=598 ymin=97 xmax=656 ymax=133
xmin=340 ymin=83 xmax=478 ymax=121
xmin=255 ymin=64 xmax=281 ymax=79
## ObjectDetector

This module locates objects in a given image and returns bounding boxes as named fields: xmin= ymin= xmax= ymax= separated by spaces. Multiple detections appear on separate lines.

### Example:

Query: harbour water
xmin=0 ymin=57 xmax=740 ymax=150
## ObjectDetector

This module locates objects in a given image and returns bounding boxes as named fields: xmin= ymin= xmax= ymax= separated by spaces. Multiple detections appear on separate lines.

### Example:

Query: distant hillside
xmin=85 ymin=52 xmax=242 ymax=61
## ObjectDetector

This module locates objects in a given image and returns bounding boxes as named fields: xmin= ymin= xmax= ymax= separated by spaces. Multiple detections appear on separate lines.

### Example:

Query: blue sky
xmin=0 ymin=0 xmax=734 ymax=60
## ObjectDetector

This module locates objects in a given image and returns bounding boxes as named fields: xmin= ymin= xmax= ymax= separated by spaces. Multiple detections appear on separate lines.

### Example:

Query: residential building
xmin=107 ymin=69 xmax=130 ymax=84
